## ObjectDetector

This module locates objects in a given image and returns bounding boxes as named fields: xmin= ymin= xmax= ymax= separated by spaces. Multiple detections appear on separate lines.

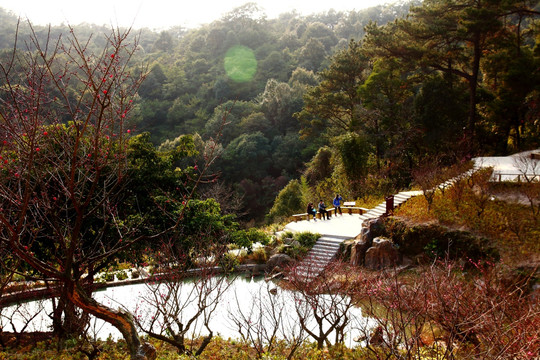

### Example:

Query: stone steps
xmin=358 ymin=190 xmax=424 ymax=222
xmin=293 ymin=235 xmax=343 ymax=280
xmin=438 ymin=169 xmax=475 ymax=190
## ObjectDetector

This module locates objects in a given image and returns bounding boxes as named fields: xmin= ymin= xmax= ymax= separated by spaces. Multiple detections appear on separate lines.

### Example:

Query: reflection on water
xmin=1 ymin=276 xmax=373 ymax=347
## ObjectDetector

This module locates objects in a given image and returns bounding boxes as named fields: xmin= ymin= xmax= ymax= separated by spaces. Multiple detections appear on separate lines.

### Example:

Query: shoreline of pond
xmin=0 ymin=263 xmax=269 ymax=307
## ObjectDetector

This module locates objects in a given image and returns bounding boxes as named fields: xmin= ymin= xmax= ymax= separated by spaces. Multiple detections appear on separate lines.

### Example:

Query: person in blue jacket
xmin=333 ymin=194 xmax=343 ymax=215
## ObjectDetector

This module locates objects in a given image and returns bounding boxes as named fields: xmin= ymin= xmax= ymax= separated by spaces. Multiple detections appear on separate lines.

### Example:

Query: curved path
xmin=283 ymin=191 xmax=422 ymax=280
xmin=284 ymin=165 xmax=498 ymax=280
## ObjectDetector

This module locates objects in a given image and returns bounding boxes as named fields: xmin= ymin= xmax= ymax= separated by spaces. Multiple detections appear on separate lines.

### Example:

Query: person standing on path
xmin=333 ymin=194 xmax=343 ymax=215
xmin=318 ymin=199 xmax=329 ymax=220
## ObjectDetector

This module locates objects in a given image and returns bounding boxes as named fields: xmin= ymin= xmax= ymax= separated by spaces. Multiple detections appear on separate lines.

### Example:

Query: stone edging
xmin=0 ymin=264 xmax=268 ymax=307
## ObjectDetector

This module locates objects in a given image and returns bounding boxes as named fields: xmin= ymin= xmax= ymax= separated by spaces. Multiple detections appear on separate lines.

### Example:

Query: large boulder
xmin=346 ymin=218 xmax=383 ymax=266
xmin=364 ymin=237 xmax=400 ymax=270
xmin=383 ymin=217 xmax=499 ymax=262
xmin=136 ymin=342 xmax=157 ymax=360
xmin=340 ymin=239 xmax=356 ymax=261
xmin=266 ymin=253 xmax=294 ymax=273
xmin=282 ymin=237 xmax=294 ymax=245
xmin=351 ymin=238 xmax=371 ymax=266
xmin=362 ymin=218 xmax=385 ymax=242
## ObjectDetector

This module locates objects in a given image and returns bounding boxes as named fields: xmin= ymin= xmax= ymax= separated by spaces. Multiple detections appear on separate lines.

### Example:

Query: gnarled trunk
xmin=51 ymin=291 xmax=90 ymax=340
xmin=66 ymin=281 xmax=156 ymax=360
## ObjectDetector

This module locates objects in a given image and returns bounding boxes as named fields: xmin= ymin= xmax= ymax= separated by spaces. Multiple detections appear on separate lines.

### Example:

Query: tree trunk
xmin=467 ymin=31 xmax=482 ymax=153
xmin=67 ymin=281 xmax=156 ymax=360
xmin=195 ymin=331 xmax=213 ymax=356
xmin=51 ymin=293 xmax=90 ymax=339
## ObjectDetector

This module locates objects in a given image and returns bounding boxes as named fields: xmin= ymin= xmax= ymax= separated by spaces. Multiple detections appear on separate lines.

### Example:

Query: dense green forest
xmin=1 ymin=1 xmax=539 ymax=359
xmin=2 ymin=0 xmax=538 ymax=224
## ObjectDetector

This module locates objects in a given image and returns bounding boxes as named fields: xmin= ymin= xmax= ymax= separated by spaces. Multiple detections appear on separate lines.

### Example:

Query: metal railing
xmin=490 ymin=173 xmax=539 ymax=182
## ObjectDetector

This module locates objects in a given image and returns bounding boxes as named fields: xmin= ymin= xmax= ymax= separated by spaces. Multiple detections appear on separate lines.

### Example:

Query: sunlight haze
xmin=0 ymin=0 xmax=395 ymax=30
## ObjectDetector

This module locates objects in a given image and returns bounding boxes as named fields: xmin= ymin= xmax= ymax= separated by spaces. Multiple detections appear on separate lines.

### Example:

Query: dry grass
xmin=396 ymin=185 xmax=539 ymax=265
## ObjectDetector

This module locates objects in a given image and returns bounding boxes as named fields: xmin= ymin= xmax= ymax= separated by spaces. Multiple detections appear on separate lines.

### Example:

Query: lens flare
xmin=224 ymin=45 xmax=257 ymax=83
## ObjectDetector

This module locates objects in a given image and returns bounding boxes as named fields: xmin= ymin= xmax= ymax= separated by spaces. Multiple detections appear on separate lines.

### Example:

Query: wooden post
xmin=385 ymin=195 xmax=394 ymax=216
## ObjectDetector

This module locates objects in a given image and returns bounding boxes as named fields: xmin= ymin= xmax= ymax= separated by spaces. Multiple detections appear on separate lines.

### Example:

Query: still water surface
xmin=2 ymin=276 xmax=372 ymax=347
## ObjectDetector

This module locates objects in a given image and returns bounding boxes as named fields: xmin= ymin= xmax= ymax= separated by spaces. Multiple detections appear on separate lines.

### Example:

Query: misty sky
xmin=0 ymin=0 xmax=393 ymax=30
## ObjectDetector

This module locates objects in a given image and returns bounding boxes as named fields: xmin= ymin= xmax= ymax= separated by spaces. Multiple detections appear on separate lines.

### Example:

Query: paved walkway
xmin=284 ymin=190 xmax=422 ymax=280
xmin=284 ymin=153 xmax=534 ymax=280
xmin=473 ymin=148 xmax=539 ymax=181
xmin=284 ymin=190 xmax=422 ymax=238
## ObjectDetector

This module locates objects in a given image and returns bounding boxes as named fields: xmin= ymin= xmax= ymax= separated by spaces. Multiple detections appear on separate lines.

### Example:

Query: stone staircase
xmin=438 ymin=168 xmax=475 ymax=191
xmin=291 ymin=190 xmax=423 ymax=281
xmin=291 ymin=235 xmax=348 ymax=281
xmin=358 ymin=190 xmax=423 ymax=222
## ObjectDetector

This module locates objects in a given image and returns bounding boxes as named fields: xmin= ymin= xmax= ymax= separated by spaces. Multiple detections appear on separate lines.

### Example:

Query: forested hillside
xmin=1 ymin=0 xmax=538 ymax=223
xmin=1 ymin=2 xmax=539 ymax=359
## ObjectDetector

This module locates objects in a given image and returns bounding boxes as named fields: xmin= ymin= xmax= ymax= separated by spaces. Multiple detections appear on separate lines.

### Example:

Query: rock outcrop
xmin=350 ymin=237 xmax=371 ymax=266
xmin=343 ymin=218 xmax=400 ymax=269
xmin=266 ymin=253 xmax=293 ymax=273
xmin=364 ymin=237 xmax=400 ymax=270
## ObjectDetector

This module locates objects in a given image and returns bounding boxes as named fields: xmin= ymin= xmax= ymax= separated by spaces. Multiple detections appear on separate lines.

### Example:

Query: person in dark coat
xmin=307 ymin=202 xmax=316 ymax=220
xmin=318 ymin=200 xmax=328 ymax=220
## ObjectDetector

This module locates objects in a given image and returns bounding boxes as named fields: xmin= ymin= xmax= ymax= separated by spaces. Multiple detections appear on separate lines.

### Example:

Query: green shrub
xmin=384 ymin=218 xmax=499 ymax=263
xmin=293 ymin=232 xmax=319 ymax=248
xmin=267 ymin=179 xmax=305 ymax=222
xmin=231 ymin=228 xmax=270 ymax=253
xmin=11 ymin=273 xmax=26 ymax=282
xmin=116 ymin=271 xmax=128 ymax=281
xmin=220 ymin=252 xmax=240 ymax=272
xmin=247 ymin=228 xmax=270 ymax=245
xmin=100 ymin=272 xmax=115 ymax=282
xmin=283 ymin=245 xmax=308 ymax=259
xmin=279 ymin=231 xmax=294 ymax=240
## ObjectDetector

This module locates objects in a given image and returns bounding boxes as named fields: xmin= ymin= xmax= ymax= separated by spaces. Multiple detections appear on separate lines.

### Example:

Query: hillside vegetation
xmin=4 ymin=0 xmax=538 ymax=223
xmin=0 ymin=0 xmax=539 ymax=359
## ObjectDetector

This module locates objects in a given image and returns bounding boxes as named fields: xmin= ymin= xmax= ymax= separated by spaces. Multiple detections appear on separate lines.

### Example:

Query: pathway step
xmin=315 ymin=238 xmax=342 ymax=244
xmin=292 ymin=233 xmax=345 ymax=280
xmin=395 ymin=194 xmax=411 ymax=199
xmin=312 ymin=243 xmax=340 ymax=250
xmin=312 ymin=245 xmax=340 ymax=252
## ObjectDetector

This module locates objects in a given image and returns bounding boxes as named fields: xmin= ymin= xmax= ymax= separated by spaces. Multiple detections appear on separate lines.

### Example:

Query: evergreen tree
xmin=295 ymin=40 xmax=370 ymax=137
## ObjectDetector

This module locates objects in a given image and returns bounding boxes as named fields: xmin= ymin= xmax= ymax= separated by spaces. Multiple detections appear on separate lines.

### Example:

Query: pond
xmin=1 ymin=276 xmax=374 ymax=347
